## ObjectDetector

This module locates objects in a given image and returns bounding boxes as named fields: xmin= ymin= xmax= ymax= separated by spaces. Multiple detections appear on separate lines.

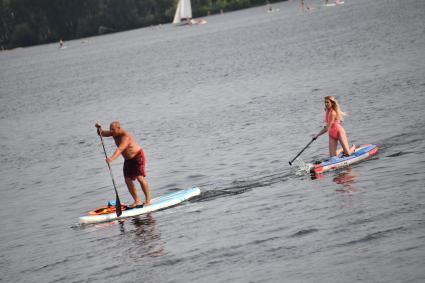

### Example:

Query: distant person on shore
xmin=300 ymin=0 xmax=311 ymax=11
xmin=266 ymin=1 xmax=280 ymax=13
xmin=313 ymin=96 xmax=356 ymax=157
xmin=95 ymin=121 xmax=151 ymax=208
xmin=189 ymin=18 xmax=207 ymax=25
xmin=266 ymin=1 xmax=273 ymax=12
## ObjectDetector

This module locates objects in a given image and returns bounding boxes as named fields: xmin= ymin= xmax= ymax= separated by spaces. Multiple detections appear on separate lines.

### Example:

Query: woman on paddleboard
xmin=314 ymin=96 xmax=355 ymax=157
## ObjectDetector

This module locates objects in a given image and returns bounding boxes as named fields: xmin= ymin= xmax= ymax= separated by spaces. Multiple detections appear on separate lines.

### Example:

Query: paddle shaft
xmin=98 ymin=129 xmax=122 ymax=217
xmin=289 ymin=138 xmax=316 ymax=166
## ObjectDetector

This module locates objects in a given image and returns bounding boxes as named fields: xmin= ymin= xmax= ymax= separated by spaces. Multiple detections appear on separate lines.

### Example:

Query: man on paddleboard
xmin=95 ymin=121 xmax=150 ymax=208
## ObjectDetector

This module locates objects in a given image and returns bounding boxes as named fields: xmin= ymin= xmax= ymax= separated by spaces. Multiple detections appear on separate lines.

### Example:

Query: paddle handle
xmin=98 ymin=128 xmax=122 ymax=217
xmin=289 ymin=137 xmax=316 ymax=166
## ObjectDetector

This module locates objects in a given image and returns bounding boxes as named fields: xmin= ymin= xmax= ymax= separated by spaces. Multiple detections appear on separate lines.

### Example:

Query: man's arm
xmin=99 ymin=129 xmax=113 ymax=137
xmin=107 ymin=135 xmax=130 ymax=163
xmin=95 ymin=123 xmax=112 ymax=137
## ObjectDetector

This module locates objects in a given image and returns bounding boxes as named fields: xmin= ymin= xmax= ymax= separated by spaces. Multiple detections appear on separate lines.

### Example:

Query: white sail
xmin=173 ymin=0 xmax=192 ymax=24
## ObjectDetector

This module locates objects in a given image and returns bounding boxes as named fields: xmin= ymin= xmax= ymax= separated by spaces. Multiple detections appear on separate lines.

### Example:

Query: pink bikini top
xmin=325 ymin=109 xmax=340 ymax=127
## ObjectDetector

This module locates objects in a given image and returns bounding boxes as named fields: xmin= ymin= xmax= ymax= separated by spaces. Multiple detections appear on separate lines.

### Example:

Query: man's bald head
xmin=110 ymin=121 xmax=122 ymax=136
xmin=110 ymin=121 xmax=121 ymax=129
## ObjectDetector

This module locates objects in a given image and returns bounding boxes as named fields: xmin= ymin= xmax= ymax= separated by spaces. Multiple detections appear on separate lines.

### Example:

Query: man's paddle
xmin=289 ymin=137 xmax=317 ymax=166
xmin=98 ymin=128 xmax=122 ymax=217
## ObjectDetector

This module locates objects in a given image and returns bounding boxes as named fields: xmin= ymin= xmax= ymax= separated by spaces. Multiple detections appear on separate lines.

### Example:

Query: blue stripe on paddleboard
xmin=319 ymin=144 xmax=377 ymax=167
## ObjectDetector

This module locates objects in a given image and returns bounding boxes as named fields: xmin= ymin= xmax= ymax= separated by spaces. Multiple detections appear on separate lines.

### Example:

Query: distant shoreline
xmin=0 ymin=0 xmax=286 ymax=50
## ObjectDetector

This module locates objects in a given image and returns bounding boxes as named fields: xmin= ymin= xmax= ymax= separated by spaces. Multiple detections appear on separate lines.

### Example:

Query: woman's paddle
xmin=289 ymin=137 xmax=317 ymax=166
xmin=98 ymin=128 xmax=122 ymax=217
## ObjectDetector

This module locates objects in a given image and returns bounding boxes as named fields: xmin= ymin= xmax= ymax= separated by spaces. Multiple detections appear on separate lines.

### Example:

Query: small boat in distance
xmin=173 ymin=0 xmax=192 ymax=26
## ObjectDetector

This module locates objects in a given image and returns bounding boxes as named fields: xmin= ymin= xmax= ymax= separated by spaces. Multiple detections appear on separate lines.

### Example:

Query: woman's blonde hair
xmin=324 ymin=96 xmax=346 ymax=121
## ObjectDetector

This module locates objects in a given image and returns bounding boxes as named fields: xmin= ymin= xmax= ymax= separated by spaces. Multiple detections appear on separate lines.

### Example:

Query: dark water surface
xmin=1 ymin=0 xmax=425 ymax=282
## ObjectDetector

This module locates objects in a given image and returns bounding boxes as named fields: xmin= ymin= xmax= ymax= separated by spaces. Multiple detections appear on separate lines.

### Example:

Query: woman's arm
xmin=314 ymin=110 xmax=336 ymax=139
xmin=315 ymin=126 xmax=327 ymax=139
xmin=326 ymin=110 xmax=336 ymax=131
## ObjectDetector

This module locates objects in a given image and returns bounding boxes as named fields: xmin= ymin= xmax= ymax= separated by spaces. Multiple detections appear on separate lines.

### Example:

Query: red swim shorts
xmin=123 ymin=149 xmax=146 ymax=180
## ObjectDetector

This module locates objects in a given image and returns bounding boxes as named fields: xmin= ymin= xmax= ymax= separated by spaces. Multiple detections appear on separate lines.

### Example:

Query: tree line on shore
xmin=0 ymin=0 xmax=273 ymax=49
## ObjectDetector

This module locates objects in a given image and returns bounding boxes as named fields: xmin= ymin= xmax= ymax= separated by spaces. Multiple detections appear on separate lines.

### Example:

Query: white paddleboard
xmin=79 ymin=187 xmax=200 ymax=224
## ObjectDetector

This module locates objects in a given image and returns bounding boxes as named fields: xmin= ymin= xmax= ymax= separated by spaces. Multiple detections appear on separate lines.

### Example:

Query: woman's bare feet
xmin=338 ymin=144 xmax=356 ymax=157
xmin=349 ymin=144 xmax=356 ymax=155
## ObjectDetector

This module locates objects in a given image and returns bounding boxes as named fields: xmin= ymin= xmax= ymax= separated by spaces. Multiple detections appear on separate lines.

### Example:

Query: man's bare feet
xmin=127 ymin=202 xmax=143 ymax=208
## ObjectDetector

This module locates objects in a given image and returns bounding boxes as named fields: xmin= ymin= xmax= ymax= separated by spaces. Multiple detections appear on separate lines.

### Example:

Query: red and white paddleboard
xmin=311 ymin=144 xmax=379 ymax=175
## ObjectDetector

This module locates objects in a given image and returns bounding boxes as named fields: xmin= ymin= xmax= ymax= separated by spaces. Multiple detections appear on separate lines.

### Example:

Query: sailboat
xmin=173 ymin=0 xmax=192 ymax=26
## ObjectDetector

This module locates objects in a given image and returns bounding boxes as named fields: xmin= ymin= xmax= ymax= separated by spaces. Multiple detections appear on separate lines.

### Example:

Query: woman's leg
xmin=338 ymin=127 xmax=355 ymax=156
xmin=329 ymin=137 xmax=338 ymax=156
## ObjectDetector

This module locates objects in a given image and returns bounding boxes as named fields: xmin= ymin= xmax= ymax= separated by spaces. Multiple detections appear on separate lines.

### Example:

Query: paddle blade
xmin=115 ymin=195 xmax=122 ymax=217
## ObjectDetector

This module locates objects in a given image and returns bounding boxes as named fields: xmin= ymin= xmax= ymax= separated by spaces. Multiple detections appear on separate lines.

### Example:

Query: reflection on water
xmin=76 ymin=213 xmax=166 ymax=258
xmin=2 ymin=0 xmax=425 ymax=281
xmin=122 ymin=213 xmax=166 ymax=258
xmin=312 ymin=167 xmax=358 ymax=193
xmin=332 ymin=168 xmax=357 ymax=193
xmin=76 ymin=214 xmax=166 ymax=259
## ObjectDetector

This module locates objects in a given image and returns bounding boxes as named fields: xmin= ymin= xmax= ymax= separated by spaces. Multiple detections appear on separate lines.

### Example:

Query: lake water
xmin=1 ymin=0 xmax=425 ymax=282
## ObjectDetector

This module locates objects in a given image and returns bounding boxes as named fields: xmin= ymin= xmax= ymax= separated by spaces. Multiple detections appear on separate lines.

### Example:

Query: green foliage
xmin=9 ymin=22 xmax=37 ymax=47
xmin=0 ymin=0 xmax=283 ymax=49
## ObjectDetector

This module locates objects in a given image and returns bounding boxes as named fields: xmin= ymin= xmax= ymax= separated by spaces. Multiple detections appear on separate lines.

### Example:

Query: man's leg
xmin=125 ymin=177 xmax=143 ymax=207
xmin=136 ymin=175 xmax=151 ymax=205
